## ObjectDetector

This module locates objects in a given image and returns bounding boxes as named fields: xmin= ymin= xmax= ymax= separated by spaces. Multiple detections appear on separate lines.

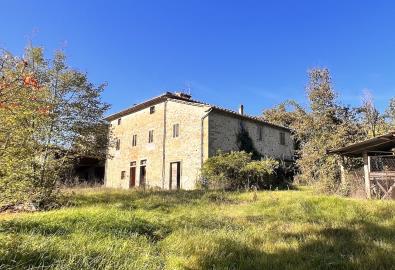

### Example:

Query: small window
xmin=130 ymin=161 xmax=136 ymax=166
xmin=280 ymin=132 xmax=286 ymax=145
xmin=132 ymin=134 xmax=137 ymax=146
xmin=115 ymin=138 xmax=120 ymax=150
xmin=148 ymin=130 xmax=154 ymax=143
xmin=258 ymin=126 xmax=263 ymax=141
xmin=173 ymin=124 xmax=179 ymax=138
xmin=117 ymin=118 xmax=121 ymax=125
xmin=150 ymin=106 xmax=155 ymax=114
xmin=140 ymin=159 xmax=147 ymax=165
xmin=121 ymin=171 xmax=126 ymax=179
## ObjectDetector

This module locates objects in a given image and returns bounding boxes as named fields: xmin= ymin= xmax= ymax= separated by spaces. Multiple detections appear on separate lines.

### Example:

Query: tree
xmin=0 ymin=46 xmax=110 ymax=209
xmin=300 ymin=69 xmax=365 ymax=192
xmin=385 ymin=98 xmax=395 ymax=128
xmin=297 ymin=69 xmax=339 ymax=189
xmin=263 ymin=100 xmax=307 ymax=153
xmin=358 ymin=90 xmax=388 ymax=137
xmin=263 ymin=100 xmax=307 ymax=127
xmin=263 ymin=68 xmax=365 ymax=194
xmin=0 ymin=48 xmax=50 ymax=207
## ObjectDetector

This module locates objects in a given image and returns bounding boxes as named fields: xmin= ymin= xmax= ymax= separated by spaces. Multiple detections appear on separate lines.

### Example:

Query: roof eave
xmin=328 ymin=132 xmax=395 ymax=156
xmin=103 ymin=92 xmax=291 ymax=132
xmin=210 ymin=107 xmax=291 ymax=131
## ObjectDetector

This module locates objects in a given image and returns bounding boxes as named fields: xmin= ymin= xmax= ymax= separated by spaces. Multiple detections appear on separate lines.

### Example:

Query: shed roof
xmin=328 ymin=131 xmax=395 ymax=157
xmin=104 ymin=92 xmax=290 ymax=131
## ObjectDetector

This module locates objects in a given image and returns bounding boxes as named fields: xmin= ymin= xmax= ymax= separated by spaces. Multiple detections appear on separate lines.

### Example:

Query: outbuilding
xmin=329 ymin=131 xmax=395 ymax=199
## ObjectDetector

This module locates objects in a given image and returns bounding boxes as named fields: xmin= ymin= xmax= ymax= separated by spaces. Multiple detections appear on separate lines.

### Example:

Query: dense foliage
xmin=263 ymin=68 xmax=394 ymax=195
xmin=0 ymin=46 xmax=110 ymax=209
xmin=200 ymin=151 xmax=279 ymax=190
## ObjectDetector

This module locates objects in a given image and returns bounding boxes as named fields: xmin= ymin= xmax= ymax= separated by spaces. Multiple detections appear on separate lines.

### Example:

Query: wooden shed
xmin=329 ymin=131 xmax=395 ymax=199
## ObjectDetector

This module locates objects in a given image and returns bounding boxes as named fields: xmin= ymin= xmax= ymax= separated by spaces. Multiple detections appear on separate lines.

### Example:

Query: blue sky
xmin=1 ymin=1 xmax=395 ymax=116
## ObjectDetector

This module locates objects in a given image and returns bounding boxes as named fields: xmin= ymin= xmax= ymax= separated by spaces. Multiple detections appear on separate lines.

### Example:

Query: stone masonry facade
xmin=104 ymin=92 xmax=293 ymax=190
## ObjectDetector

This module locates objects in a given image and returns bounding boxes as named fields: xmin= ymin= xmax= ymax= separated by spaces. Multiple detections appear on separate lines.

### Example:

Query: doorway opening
xmin=139 ymin=159 xmax=147 ymax=188
xmin=169 ymin=161 xmax=181 ymax=190
xmin=129 ymin=161 xmax=136 ymax=188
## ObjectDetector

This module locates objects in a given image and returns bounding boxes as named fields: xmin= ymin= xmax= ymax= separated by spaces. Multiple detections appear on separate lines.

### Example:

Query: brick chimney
xmin=239 ymin=104 xmax=244 ymax=115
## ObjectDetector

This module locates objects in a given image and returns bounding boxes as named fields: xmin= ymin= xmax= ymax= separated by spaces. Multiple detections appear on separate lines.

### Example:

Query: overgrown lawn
xmin=0 ymin=188 xmax=394 ymax=269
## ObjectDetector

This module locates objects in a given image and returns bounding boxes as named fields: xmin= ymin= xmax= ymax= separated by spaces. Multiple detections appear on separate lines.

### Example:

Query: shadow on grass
xmin=0 ymin=220 xmax=72 ymax=236
xmin=0 ymin=215 xmax=171 ymax=241
xmin=182 ymin=221 xmax=395 ymax=270
xmin=0 ymin=217 xmax=393 ymax=269
xmin=0 ymin=244 xmax=60 ymax=270
xmin=0 ymin=239 xmax=162 ymax=270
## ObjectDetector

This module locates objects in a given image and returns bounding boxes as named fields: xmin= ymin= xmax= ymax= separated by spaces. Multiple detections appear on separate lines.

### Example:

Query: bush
xmin=241 ymin=159 xmax=279 ymax=188
xmin=200 ymin=151 xmax=280 ymax=190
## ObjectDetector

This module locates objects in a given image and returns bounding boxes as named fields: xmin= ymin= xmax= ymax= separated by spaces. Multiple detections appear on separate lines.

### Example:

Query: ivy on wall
xmin=236 ymin=122 xmax=261 ymax=160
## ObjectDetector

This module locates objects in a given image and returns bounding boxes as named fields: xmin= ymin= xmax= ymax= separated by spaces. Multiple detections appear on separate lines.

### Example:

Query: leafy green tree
xmin=297 ymin=69 xmax=340 ymax=189
xmin=0 ymin=48 xmax=50 ymax=207
xmin=0 ymin=46 xmax=110 ymax=209
xmin=263 ymin=68 xmax=365 ymax=194
xmin=262 ymin=100 xmax=306 ymax=128
xmin=263 ymin=100 xmax=307 ymax=156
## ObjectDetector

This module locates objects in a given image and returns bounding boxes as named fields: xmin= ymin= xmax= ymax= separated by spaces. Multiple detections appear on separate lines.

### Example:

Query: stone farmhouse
xmin=104 ymin=92 xmax=293 ymax=190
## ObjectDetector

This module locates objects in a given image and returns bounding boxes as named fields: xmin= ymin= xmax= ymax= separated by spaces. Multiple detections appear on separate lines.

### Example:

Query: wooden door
xmin=170 ymin=162 xmax=181 ymax=190
xmin=129 ymin=167 xmax=136 ymax=188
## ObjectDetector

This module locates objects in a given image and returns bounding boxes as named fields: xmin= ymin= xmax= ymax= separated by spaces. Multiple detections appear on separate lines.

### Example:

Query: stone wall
xmin=208 ymin=111 xmax=294 ymax=160
xmin=105 ymin=99 xmax=293 ymax=190
xmin=105 ymin=102 xmax=166 ymax=189
xmin=105 ymin=99 xmax=210 ymax=190
xmin=163 ymin=100 xmax=210 ymax=189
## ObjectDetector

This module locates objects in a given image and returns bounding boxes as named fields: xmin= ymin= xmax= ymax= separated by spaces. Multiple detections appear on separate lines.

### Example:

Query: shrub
xmin=241 ymin=159 xmax=279 ymax=189
xmin=200 ymin=151 xmax=250 ymax=190
xmin=200 ymin=151 xmax=280 ymax=190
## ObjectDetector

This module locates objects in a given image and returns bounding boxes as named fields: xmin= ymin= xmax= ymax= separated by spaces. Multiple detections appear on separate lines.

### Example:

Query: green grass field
xmin=0 ymin=188 xmax=394 ymax=270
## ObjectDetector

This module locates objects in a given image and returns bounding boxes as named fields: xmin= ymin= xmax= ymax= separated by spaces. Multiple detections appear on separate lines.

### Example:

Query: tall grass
xmin=0 ymin=188 xmax=394 ymax=269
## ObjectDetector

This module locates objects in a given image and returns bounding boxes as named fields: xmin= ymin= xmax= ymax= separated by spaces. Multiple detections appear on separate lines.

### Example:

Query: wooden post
xmin=340 ymin=156 xmax=346 ymax=185
xmin=363 ymin=152 xmax=371 ymax=199
xmin=340 ymin=163 xmax=346 ymax=184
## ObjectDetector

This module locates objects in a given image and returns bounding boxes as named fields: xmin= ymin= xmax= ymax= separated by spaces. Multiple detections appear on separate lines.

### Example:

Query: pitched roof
xmin=328 ymin=131 xmax=395 ymax=157
xmin=105 ymin=92 xmax=290 ymax=131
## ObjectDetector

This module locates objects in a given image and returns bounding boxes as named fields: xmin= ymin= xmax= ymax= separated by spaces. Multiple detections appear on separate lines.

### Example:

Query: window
xmin=117 ymin=118 xmax=121 ymax=125
xmin=150 ymin=106 xmax=155 ymax=114
xmin=115 ymin=138 xmax=120 ymax=150
xmin=173 ymin=123 xmax=179 ymax=138
xmin=148 ymin=130 xmax=154 ymax=143
xmin=258 ymin=126 xmax=263 ymax=141
xmin=132 ymin=134 xmax=137 ymax=146
xmin=121 ymin=171 xmax=126 ymax=179
xmin=280 ymin=132 xmax=286 ymax=145
xmin=130 ymin=161 xmax=136 ymax=166
xmin=140 ymin=159 xmax=147 ymax=165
